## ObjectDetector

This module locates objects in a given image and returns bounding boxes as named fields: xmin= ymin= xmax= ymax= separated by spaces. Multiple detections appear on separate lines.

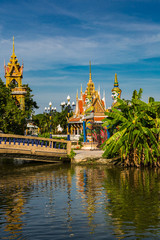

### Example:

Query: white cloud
xmin=1 ymin=2 xmax=160 ymax=114
xmin=1 ymin=14 xmax=160 ymax=78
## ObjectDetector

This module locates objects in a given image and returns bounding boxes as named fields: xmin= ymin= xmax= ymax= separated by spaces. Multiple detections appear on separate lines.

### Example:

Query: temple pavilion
xmin=4 ymin=37 xmax=26 ymax=110
xmin=69 ymin=62 xmax=122 ymax=140
xmin=69 ymin=62 xmax=108 ymax=139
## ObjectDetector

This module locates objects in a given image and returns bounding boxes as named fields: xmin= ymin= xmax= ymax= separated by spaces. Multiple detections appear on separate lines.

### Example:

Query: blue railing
xmin=0 ymin=134 xmax=70 ymax=152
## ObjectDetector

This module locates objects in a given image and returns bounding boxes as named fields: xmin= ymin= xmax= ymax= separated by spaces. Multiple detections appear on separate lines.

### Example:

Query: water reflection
xmin=0 ymin=159 xmax=160 ymax=239
xmin=103 ymin=168 xmax=160 ymax=239
xmin=76 ymin=167 xmax=106 ymax=234
xmin=1 ymin=188 xmax=26 ymax=239
xmin=0 ymin=160 xmax=73 ymax=239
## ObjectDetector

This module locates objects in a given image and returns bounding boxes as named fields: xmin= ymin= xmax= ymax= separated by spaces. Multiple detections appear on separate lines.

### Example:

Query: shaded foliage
xmin=23 ymin=84 xmax=39 ymax=117
xmin=103 ymin=168 xmax=160 ymax=238
xmin=0 ymin=78 xmax=38 ymax=134
xmin=33 ymin=105 xmax=73 ymax=135
xmin=102 ymin=89 xmax=160 ymax=167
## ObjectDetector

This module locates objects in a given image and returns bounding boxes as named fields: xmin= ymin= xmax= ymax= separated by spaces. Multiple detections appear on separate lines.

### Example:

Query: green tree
xmin=58 ymin=106 xmax=70 ymax=134
xmin=0 ymin=78 xmax=38 ymax=135
xmin=102 ymin=89 xmax=160 ymax=167
xmin=33 ymin=105 xmax=73 ymax=135
xmin=33 ymin=113 xmax=50 ymax=134
xmin=23 ymin=84 xmax=39 ymax=117
xmin=0 ymin=79 xmax=25 ymax=134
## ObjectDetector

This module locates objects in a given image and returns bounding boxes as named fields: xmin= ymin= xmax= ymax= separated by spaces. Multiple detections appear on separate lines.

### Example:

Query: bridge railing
xmin=0 ymin=134 xmax=71 ymax=155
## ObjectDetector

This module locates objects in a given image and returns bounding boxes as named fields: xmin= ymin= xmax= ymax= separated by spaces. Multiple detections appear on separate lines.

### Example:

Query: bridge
xmin=0 ymin=134 xmax=71 ymax=162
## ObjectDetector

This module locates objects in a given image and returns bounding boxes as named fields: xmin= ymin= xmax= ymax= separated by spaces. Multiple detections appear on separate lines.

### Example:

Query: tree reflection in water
xmin=103 ymin=168 xmax=160 ymax=239
xmin=0 ymin=159 xmax=160 ymax=239
xmin=0 ymin=160 xmax=73 ymax=239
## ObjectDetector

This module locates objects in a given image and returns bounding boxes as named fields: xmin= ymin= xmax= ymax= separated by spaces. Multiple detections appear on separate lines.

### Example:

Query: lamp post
xmin=44 ymin=102 xmax=56 ymax=138
xmin=61 ymin=96 xmax=75 ymax=141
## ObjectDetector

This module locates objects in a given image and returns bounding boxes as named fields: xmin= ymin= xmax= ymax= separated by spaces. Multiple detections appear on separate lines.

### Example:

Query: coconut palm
xmin=102 ymin=89 xmax=160 ymax=167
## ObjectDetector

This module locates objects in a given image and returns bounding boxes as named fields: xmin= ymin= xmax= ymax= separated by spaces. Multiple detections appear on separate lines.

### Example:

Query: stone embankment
xmin=72 ymin=149 xmax=120 ymax=165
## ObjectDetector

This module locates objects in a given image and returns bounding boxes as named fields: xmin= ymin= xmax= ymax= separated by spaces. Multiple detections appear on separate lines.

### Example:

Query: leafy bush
xmin=68 ymin=149 xmax=76 ymax=159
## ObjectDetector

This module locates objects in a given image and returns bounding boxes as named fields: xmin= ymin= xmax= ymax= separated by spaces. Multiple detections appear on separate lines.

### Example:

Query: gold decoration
xmin=4 ymin=37 xmax=26 ymax=110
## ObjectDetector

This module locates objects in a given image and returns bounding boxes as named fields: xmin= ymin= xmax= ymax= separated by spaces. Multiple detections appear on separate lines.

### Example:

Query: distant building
xmin=26 ymin=123 xmax=38 ymax=136
xmin=4 ymin=37 xmax=26 ymax=110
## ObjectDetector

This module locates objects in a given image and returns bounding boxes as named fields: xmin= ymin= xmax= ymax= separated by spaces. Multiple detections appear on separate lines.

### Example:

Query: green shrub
xmin=68 ymin=149 xmax=76 ymax=159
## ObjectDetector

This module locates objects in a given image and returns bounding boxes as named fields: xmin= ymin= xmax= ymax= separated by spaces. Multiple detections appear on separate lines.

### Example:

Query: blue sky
xmin=0 ymin=0 xmax=160 ymax=113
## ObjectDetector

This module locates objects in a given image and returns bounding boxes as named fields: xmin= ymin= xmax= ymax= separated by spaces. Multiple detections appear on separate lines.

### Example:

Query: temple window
xmin=11 ymin=79 xmax=18 ymax=87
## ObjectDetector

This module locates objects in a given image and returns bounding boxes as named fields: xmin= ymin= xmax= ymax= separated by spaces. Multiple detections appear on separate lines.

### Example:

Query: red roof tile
xmin=94 ymin=116 xmax=106 ymax=121
xmin=78 ymin=100 xmax=83 ymax=114
xmin=69 ymin=117 xmax=81 ymax=122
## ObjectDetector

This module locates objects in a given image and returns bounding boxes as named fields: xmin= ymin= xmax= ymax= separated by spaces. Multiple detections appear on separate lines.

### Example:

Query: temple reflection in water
xmin=0 ymin=160 xmax=160 ymax=239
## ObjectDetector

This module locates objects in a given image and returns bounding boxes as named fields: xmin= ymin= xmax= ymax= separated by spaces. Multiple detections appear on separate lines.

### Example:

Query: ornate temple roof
xmin=4 ymin=36 xmax=23 ymax=79
xmin=69 ymin=61 xmax=106 ymax=124
xmin=4 ymin=37 xmax=26 ymax=111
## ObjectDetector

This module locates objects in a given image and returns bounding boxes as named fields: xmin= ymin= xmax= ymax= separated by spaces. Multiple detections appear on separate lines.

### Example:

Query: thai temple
xmin=69 ymin=61 xmax=122 ymax=144
xmin=2 ymin=37 xmax=122 ymax=144
xmin=4 ymin=37 xmax=26 ymax=110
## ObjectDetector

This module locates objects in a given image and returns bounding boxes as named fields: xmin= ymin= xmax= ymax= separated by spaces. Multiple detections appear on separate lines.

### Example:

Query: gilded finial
xmin=76 ymin=89 xmax=78 ymax=99
xmin=112 ymin=73 xmax=122 ymax=102
xmin=114 ymin=73 xmax=119 ymax=87
xmin=81 ymin=84 xmax=82 ymax=97
xmin=13 ymin=36 xmax=15 ymax=54
xmin=89 ymin=60 xmax=92 ymax=82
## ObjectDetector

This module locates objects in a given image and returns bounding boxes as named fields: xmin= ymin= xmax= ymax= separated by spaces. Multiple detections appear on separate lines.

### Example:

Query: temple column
xmin=80 ymin=124 xmax=83 ymax=135
xmin=83 ymin=121 xmax=86 ymax=142
xmin=77 ymin=127 xmax=79 ymax=135
xmin=86 ymin=119 xmax=94 ymax=142
xmin=71 ymin=125 xmax=73 ymax=135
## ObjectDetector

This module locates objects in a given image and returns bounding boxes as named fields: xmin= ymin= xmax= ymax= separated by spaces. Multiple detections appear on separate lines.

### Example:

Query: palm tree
xmin=102 ymin=89 xmax=160 ymax=167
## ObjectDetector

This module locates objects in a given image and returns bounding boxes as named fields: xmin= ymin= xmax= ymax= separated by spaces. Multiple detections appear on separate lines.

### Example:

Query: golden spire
xmin=13 ymin=36 xmax=15 ymax=54
xmin=112 ymin=73 xmax=122 ymax=99
xmin=89 ymin=60 xmax=92 ymax=82
xmin=81 ymin=84 xmax=82 ymax=95
xmin=114 ymin=73 xmax=119 ymax=87
xmin=85 ymin=60 xmax=95 ymax=96
xmin=76 ymin=89 xmax=78 ymax=100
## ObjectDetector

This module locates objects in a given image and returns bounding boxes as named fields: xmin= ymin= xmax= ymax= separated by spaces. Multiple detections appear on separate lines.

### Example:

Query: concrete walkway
xmin=73 ymin=149 xmax=104 ymax=163
xmin=73 ymin=149 xmax=120 ymax=166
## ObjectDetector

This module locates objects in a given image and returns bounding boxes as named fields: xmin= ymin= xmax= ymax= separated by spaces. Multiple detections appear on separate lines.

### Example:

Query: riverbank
xmin=72 ymin=149 xmax=121 ymax=165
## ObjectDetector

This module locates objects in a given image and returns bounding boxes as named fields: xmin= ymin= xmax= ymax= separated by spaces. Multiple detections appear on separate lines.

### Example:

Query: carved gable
xmin=93 ymin=98 xmax=105 ymax=113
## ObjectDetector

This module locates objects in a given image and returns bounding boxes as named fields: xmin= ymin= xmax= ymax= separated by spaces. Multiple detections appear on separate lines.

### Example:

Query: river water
xmin=0 ymin=159 xmax=160 ymax=239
